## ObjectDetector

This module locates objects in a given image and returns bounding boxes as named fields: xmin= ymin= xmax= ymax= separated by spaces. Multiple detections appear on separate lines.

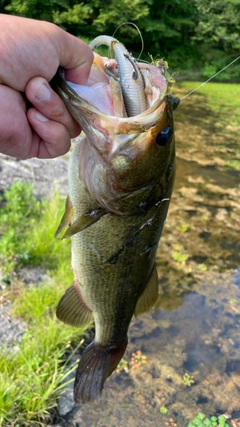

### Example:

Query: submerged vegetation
xmin=188 ymin=412 xmax=230 ymax=427
xmin=182 ymin=372 xmax=195 ymax=387
xmin=0 ymin=182 xmax=85 ymax=426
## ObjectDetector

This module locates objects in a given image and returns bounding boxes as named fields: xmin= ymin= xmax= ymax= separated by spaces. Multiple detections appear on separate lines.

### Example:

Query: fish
xmin=51 ymin=35 xmax=180 ymax=404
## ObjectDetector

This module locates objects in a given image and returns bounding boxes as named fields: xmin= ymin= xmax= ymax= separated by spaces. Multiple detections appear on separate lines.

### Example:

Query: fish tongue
xmin=67 ymin=81 xmax=114 ymax=116
xmin=74 ymin=341 xmax=127 ymax=404
xmin=67 ymin=75 xmax=126 ymax=118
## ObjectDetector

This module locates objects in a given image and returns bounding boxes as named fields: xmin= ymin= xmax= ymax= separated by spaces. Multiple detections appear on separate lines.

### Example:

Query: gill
xmin=89 ymin=35 xmax=147 ymax=117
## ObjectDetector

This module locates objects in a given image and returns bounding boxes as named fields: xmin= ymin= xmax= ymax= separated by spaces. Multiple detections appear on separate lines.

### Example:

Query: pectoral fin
xmin=62 ymin=208 xmax=107 ymax=239
xmin=134 ymin=263 xmax=159 ymax=316
xmin=56 ymin=282 xmax=93 ymax=327
xmin=55 ymin=196 xmax=73 ymax=238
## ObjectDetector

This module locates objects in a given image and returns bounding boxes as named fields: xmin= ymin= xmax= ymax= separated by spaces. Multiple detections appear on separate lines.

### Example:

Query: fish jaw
xmin=51 ymin=60 xmax=172 ymax=215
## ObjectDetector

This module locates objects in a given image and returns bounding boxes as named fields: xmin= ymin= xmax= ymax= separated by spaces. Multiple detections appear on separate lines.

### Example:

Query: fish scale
xmin=51 ymin=36 xmax=179 ymax=404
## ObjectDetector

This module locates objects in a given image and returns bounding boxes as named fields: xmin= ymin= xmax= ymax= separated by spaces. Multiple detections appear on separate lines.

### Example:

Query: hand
xmin=0 ymin=14 xmax=93 ymax=159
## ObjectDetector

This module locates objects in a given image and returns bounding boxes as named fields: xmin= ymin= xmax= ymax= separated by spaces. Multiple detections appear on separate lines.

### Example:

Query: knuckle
xmin=51 ymin=100 xmax=66 ymax=119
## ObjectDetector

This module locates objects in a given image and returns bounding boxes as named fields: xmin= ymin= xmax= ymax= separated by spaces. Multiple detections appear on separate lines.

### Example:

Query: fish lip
xmin=51 ymin=65 xmax=168 ymax=125
xmin=51 ymin=37 xmax=170 ymax=126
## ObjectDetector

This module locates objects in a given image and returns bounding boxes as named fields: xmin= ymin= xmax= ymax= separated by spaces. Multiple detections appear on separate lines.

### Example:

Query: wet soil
xmin=59 ymin=85 xmax=240 ymax=426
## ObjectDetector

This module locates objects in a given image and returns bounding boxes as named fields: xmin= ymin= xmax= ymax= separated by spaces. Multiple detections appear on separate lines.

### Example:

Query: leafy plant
xmin=177 ymin=223 xmax=190 ymax=233
xmin=130 ymin=350 xmax=147 ymax=369
xmin=0 ymin=181 xmax=41 ymax=275
xmin=0 ymin=181 xmax=71 ymax=278
xmin=182 ymin=372 xmax=195 ymax=387
xmin=0 ymin=182 xmax=85 ymax=425
xmin=172 ymin=251 xmax=188 ymax=263
xmin=188 ymin=412 xmax=230 ymax=427
xmin=160 ymin=406 xmax=169 ymax=414
xmin=116 ymin=358 xmax=129 ymax=374
xmin=2 ymin=0 xmax=240 ymax=80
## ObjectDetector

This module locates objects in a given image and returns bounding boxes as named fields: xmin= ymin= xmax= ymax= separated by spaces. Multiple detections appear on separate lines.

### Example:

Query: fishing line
xmin=181 ymin=55 xmax=240 ymax=100
xmin=112 ymin=22 xmax=144 ymax=60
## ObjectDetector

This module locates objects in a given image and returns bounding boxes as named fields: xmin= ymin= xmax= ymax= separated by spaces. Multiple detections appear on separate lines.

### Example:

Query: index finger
xmin=51 ymin=29 xmax=94 ymax=85
xmin=0 ymin=15 xmax=94 ymax=89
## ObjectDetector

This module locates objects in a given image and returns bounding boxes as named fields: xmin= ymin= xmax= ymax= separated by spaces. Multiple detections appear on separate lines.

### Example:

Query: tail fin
xmin=74 ymin=340 xmax=127 ymax=404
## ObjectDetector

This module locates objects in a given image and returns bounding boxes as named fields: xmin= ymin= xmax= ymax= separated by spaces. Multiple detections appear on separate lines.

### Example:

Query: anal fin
xmin=56 ymin=281 xmax=92 ymax=328
xmin=134 ymin=262 xmax=159 ymax=316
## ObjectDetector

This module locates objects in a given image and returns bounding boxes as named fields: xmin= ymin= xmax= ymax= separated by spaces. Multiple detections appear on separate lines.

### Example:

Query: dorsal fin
xmin=134 ymin=262 xmax=159 ymax=316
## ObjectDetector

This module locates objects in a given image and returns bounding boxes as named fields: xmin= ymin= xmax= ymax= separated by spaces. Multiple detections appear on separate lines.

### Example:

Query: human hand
xmin=0 ymin=14 xmax=93 ymax=159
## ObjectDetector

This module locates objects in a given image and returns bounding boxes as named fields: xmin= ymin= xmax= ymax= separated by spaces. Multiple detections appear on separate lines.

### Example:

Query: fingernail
xmin=36 ymin=83 xmax=51 ymax=101
xmin=35 ymin=112 xmax=48 ymax=122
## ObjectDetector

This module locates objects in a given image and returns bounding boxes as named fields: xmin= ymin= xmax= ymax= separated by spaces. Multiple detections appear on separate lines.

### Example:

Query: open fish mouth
xmin=51 ymin=35 xmax=178 ymax=130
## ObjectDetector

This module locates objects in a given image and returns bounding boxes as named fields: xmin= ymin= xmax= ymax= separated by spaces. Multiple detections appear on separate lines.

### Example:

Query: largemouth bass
xmin=51 ymin=36 xmax=179 ymax=404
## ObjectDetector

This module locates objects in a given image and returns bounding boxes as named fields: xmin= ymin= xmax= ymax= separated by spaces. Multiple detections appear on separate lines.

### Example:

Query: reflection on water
xmin=64 ymin=85 xmax=240 ymax=427
xmin=66 ymin=272 xmax=240 ymax=427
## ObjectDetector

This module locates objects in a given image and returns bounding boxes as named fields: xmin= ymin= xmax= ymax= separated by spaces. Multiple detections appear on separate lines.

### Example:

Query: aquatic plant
xmin=172 ymin=250 xmax=188 ymax=263
xmin=116 ymin=358 xmax=129 ymax=373
xmin=130 ymin=350 xmax=147 ymax=369
xmin=116 ymin=350 xmax=147 ymax=373
xmin=177 ymin=223 xmax=190 ymax=233
xmin=160 ymin=406 xmax=169 ymax=414
xmin=188 ymin=412 xmax=230 ymax=427
xmin=182 ymin=372 xmax=195 ymax=387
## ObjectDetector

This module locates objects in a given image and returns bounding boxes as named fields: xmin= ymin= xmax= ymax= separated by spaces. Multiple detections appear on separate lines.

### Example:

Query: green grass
xmin=0 ymin=320 xmax=79 ymax=426
xmin=225 ymin=159 xmax=240 ymax=171
xmin=0 ymin=182 xmax=87 ymax=426
xmin=0 ymin=181 xmax=72 ymax=277
xmin=179 ymin=82 xmax=240 ymax=127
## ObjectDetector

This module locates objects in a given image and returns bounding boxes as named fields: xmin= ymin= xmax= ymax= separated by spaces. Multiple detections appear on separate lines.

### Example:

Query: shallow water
xmin=62 ymin=84 xmax=240 ymax=427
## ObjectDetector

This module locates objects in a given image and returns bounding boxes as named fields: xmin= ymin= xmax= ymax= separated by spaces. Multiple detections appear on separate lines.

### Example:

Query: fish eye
xmin=156 ymin=126 xmax=173 ymax=146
